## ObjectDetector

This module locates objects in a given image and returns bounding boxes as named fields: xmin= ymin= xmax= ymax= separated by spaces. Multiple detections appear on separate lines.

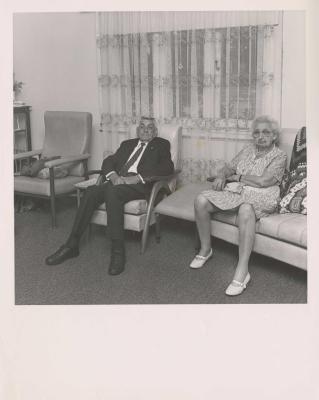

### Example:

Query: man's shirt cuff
xmin=105 ymin=171 xmax=115 ymax=179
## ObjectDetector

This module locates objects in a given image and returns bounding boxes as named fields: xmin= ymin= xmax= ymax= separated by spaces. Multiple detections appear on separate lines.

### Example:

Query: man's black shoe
xmin=45 ymin=245 xmax=79 ymax=265
xmin=108 ymin=249 xmax=126 ymax=276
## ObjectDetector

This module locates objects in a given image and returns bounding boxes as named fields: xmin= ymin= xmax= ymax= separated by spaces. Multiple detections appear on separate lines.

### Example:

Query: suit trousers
xmin=66 ymin=182 xmax=149 ymax=248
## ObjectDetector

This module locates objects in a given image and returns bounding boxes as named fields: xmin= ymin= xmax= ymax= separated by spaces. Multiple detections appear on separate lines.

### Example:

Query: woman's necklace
xmin=255 ymin=144 xmax=275 ymax=159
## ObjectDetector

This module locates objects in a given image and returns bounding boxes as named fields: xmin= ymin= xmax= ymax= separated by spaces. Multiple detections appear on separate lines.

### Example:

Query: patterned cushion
xmin=279 ymin=127 xmax=307 ymax=215
xmin=289 ymin=126 xmax=306 ymax=170
xmin=37 ymin=166 xmax=69 ymax=179
xmin=20 ymin=156 xmax=62 ymax=177
xmin=279 ymin=177 xmax=307 ymax=214
xmin=19 ymin=156 xmax=70 ymax=180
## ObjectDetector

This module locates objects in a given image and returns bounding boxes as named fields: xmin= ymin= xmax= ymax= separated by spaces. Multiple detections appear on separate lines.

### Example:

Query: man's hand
xmin=211 ymin=177 xmax=226 ymax=191
xmin=108 ymin=173 xmax=142 ymax=185
xmin=109 ymin=172 xmax=125 ymax=185
xmin=121 ymin=175 xmax=142 ymax=185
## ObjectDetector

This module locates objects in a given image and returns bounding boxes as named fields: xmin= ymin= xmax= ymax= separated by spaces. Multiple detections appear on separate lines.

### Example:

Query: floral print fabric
xmin=201 ymin=144 xmax=287 ymax=219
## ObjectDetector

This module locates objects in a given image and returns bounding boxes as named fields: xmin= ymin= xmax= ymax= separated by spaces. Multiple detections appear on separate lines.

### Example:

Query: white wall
xmin=281 ymin=10 xmax=306 ymax=128
xmin=13 ymin=12 xmax=102 ymax=168
xmin=13 ymin=11 xmax=306 ymax=167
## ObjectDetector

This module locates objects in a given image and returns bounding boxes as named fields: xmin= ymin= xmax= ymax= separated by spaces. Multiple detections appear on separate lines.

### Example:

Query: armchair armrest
xmin=87 ymin=169 xmax=104 ymax=176
xmin=83 ymin=169 xmax=182 ymax=184
xmin=44 ymin=153 xmax=90 ymax=168
xmin=143 ymin=169 xmax=181 ymax=183
xmin=86 ymin=169 xmax=106 ymax=185
xmin=140 ymin=179 xmax=174 ymax=254
xmin=14 ymin=149 xmax=43 ymax=160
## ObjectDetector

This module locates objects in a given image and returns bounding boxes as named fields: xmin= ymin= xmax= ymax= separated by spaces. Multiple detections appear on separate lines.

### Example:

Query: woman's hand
xmin=227 ymin=174 xmax=240 ymax=182
xmin=211 ymin=177 xmax=226 ymax=191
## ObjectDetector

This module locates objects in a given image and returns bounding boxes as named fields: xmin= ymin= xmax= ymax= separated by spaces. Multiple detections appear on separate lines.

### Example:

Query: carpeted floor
xmin=14 ymin=198 xmax=307 ymax=304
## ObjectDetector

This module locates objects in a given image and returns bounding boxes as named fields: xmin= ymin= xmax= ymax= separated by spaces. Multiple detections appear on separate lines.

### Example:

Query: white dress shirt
xmin=105 ymin=140 xmax=149 ymax=182
xmin=127 ymin=140 xmax=148 ymax=173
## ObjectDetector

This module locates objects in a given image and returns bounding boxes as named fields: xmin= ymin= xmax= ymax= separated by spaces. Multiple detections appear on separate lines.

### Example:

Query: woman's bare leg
xmin=232 ymin=203 xmax=256 ymax=283
xmin=194 ymin=194 xmax=218 ymax=257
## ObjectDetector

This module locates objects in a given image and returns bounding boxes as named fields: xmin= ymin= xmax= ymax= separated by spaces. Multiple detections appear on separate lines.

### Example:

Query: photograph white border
xmin=1 ymin=0 xmax=318 ymax=399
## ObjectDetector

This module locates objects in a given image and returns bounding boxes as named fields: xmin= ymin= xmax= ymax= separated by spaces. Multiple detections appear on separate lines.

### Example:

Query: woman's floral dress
xmin=201 ymin=144 xmax=287 ymax=219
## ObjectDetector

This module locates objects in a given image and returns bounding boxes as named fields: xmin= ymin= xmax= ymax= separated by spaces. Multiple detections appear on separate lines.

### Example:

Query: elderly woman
xmin=190 ymin=115 xmax=287 ymax=296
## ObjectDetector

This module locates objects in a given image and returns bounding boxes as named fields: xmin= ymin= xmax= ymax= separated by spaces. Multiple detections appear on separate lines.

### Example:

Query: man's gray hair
xmin=141 ymin=116 xmax=156 ymax=122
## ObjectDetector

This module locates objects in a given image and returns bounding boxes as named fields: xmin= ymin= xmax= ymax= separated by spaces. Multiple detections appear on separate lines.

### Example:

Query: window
xmin=97 ymin=16 xmax=282 ymax=132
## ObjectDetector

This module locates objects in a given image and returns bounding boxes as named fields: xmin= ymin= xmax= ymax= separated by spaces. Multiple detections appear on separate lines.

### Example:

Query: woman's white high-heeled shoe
xmin=225 ymin=273 xmax=251 ymax=296
xmin=189 ymin=248 xmax=213 ymax=269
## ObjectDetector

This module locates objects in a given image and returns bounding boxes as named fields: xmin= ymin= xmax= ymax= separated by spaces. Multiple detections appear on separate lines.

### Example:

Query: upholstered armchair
xmin=87 ymin=124 xmax=182 ymax=253
xmin=14 ymin=111 xmax=92 ymax=227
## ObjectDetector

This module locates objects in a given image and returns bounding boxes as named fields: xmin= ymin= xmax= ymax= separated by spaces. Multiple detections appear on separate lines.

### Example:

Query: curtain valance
xmin=97 ymin=11 xmax=282 ymax=35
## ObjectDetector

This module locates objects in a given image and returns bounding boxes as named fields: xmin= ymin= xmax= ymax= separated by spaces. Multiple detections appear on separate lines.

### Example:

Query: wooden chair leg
xmin=155 ymin=213 xmax=161 ymax=243
xmin=194 ymin=224 xmax=200 ymax=252
xmin=141 ymin=210 xmax=154 ymax=254
xmin=141 ymin=223 xmax=150 ymax=255
xmin=87 ymin=223 xmax=92 ymax=241
xmin=50 ymin=194 xmax=56 ymax=228
xmin=49 ymin=168 xmax=56 ymax=228
xmin=140 ymin=181 xmax=171 ymax=254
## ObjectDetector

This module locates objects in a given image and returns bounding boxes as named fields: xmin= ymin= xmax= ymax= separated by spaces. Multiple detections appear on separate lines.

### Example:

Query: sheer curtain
xmin=96 ymin=11 xmax=283 ymax=183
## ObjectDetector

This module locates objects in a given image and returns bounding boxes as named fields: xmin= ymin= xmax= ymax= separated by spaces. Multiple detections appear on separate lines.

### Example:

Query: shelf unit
xmin=14 ymin=105 xmax=32 ymax=172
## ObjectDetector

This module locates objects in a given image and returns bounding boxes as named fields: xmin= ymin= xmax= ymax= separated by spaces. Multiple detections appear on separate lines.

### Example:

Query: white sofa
xmin=155 ymin=129 xmax=307 ymax=270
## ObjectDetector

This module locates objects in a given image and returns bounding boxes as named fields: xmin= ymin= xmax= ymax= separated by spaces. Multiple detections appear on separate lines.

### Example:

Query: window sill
xmin=182 ymin=129 xmax=252 ymax=141
xmin=114 ymin=127 xmax=253 ymax=141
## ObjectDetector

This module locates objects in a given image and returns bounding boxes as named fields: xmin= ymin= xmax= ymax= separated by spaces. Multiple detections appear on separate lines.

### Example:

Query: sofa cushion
xmin=212 ymin=211 xmax=238 ymax=226
xmin=98 ymin=199 xmax=148 ymax=215
xmin=212 ymin=210 xmax=307 ymax=247
xmin=211 ymin=210 xmax=307 ymax=248
xmin=155 ymin=182 xmax=211 ymax=221
xmin=256 ymin=213 xmax=307 ymax=248
xmin=155 ymin=182 xmax=307 ymax=248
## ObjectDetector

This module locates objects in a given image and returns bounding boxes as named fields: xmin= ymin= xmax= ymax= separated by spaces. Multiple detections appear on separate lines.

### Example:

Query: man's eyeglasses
xmin=252 ymin=129 xmax=273 ymax=138
xmin=139 ymin=123 xmax=155 ymax=132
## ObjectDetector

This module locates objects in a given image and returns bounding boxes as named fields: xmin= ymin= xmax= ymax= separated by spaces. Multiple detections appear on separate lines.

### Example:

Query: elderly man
xmin=46 ymin=117 xmax=174 ymax=275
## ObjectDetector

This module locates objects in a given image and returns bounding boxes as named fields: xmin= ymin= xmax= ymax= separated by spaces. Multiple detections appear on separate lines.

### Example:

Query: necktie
xmin=119 ymin=142 xmax=145 ymax=177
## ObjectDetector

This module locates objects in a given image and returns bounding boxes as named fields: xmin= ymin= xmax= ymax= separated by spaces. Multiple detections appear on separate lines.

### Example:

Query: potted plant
xmin=13 ymin=75 xmax=25 ymax=101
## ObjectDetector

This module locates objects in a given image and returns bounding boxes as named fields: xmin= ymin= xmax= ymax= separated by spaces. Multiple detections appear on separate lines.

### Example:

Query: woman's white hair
xmin=251 ymin=115 xmax=281 ymax=144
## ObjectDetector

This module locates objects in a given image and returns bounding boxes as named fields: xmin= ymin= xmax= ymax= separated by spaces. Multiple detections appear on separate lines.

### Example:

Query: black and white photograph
xmin=13 ymin=10 xmax=307 ymax=304
xmin=1 ymin=1 xmax=319 ymax=399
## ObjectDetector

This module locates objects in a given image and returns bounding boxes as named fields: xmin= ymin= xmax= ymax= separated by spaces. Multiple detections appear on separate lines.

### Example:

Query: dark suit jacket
xmin=101 ymin=137 xmax=174 ymax=182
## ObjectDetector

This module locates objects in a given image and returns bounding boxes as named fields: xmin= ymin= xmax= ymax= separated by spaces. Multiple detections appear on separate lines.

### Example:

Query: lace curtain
xmin=96 ymin=11 xmax=283 ymax=183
